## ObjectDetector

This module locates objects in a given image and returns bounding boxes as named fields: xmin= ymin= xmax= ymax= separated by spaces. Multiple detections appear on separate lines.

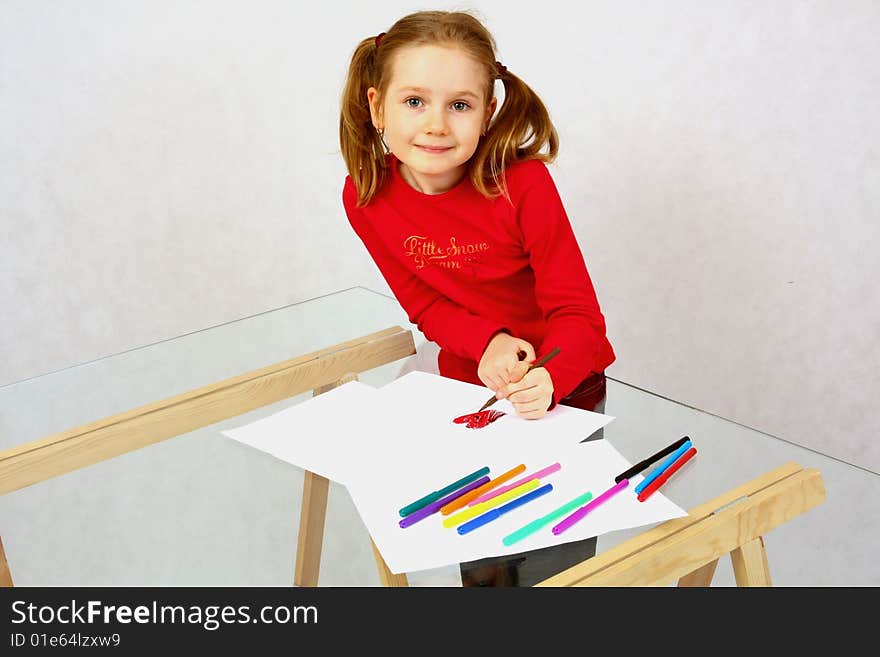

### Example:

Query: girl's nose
xmin=423 ymin=107 xmax=448 ymax=135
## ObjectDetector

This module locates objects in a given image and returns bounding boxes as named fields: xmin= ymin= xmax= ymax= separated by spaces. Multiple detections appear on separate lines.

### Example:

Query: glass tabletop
xmin=0 ymin=287 xmax=876 ymax=586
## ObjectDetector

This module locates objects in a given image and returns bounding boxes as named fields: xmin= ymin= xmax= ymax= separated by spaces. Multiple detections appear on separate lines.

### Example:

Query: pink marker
xmin=467 ymin=463 xmax=562 ymax=506
xmin=552 ymin=479 xmax=629 ymax=535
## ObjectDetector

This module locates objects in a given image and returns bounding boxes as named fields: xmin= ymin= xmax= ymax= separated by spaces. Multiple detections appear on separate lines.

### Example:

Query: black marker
xmin=615 ymin=436 xmax=691 ymax=483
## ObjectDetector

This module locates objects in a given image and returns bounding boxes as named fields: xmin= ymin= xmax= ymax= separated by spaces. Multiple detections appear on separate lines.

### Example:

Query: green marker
xmin=502 ymin=489 xmax=594 ymax=546
xmin=399 ymin=466 xmax=490 ymax=517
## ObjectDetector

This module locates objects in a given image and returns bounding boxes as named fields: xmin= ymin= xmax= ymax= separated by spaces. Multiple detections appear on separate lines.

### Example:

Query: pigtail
xmin=339 ymin=37 xmax=388 ymax=207
xmin=470 ymin=69 xmax=559 ymax=201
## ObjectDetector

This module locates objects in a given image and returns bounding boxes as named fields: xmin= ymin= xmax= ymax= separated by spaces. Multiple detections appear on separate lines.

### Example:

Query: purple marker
xmin=399 ymin=476 xmax=491 ymax=528
xmin=552 ymin=479 xmax=629 ymax=535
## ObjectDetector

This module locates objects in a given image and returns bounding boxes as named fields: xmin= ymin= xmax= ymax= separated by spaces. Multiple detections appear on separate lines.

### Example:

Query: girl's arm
xmin=515 ymin=162 xmax=615 ymax=405
xmin=344 ymin=180 xmax=508 ymax=364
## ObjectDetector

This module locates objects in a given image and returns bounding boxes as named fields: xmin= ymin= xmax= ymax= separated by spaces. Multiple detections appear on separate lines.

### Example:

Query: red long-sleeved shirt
xmin=343 ymin=155 xmax=615 ymax=405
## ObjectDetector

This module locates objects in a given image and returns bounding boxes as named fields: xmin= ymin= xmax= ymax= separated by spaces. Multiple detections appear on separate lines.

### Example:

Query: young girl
xmin=339 ymin=10 xmax=615 ymax=586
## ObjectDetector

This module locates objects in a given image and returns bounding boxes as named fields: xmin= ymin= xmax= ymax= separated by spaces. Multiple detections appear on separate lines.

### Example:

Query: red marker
xmin=637 ymin=446 xmax=697 ymax=502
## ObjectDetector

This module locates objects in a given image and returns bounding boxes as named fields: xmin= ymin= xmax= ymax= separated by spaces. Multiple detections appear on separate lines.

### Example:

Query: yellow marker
xmin=442 ymin=479 xmax=541 ymax=528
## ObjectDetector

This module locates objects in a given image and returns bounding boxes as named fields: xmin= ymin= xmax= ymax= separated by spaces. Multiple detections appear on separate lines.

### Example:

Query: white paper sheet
xmin=356 ymin=371 xmax=618 ymax=476
xmin=221 ymin=371 xmax=688 ymax=574
xmin=349 ymin=439 xmax=686 ymax=574
xmin=221 ymin=380 xmax=381 ymax=484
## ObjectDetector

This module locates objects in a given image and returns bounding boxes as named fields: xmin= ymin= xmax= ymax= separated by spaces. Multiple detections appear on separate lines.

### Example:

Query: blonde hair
xmin=339 ymin=10 xmax=558 ymax=207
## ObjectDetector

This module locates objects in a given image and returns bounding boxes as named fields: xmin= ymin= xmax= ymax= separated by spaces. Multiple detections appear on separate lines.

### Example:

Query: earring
xmin=377 ymin=127 xmax=391 ymax=154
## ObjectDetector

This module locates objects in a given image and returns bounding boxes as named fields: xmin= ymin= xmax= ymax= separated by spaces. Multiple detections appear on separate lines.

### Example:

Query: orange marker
xmin=440 ymin=463 xmax=527 ymax=515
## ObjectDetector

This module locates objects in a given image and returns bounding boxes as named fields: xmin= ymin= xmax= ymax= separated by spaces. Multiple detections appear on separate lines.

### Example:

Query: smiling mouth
xmin=416 ymin=145 xmax=453 ymax=153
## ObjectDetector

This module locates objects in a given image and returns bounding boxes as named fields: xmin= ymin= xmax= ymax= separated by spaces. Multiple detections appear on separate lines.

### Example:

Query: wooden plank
xmin=371 ymin=539 xmax=409 ymax=587
xmin=536 ymin=463 xmax=825 ymax=586
xmin=731 ymin=536 xmax=772 ymax=586
xmin=0 ymin=535 xmax=12 ymax=587
xmin=0 ymin=327 xmax=415 ymax=495
xmin=536 ymin=462 xmax=803 ymax=586
xmin=294 ymin=373 xmax=358 ymax=587
xmin=678 ymin=558 xmax=718 ymax=587
xmin=558 ymin=468 xmax=822 ymax=586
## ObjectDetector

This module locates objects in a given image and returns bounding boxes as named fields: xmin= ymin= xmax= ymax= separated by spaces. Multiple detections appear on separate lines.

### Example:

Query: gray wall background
xmin=2 ymin=1 xmax=878 ymax=471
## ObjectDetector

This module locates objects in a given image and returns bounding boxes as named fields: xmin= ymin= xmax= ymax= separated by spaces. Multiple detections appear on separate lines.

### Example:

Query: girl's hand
xmin=478 ymin=333 xmax=536 ymax=392
xmin=497 ymin=366 xmax=554 ymax=420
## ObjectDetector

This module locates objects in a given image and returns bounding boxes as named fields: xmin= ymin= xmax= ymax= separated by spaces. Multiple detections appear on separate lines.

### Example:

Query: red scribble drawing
xmin=452 ymin=410 xmax=506 ymax=429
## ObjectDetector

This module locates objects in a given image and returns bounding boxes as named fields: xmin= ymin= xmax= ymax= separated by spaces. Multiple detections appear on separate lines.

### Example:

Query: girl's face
xmin=368 ymin=45 xmax=497 ymax=195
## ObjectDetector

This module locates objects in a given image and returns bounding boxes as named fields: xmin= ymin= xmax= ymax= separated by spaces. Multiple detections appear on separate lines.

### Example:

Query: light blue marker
xmin=634 ymin=440 xmax=692 ymax=494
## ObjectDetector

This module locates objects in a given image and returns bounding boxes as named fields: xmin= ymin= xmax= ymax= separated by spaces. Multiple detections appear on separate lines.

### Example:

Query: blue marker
xmin=634 ymin=440 xmax=692 ymax=494
xmin=457 ymin=483 xmax=554 ymax=535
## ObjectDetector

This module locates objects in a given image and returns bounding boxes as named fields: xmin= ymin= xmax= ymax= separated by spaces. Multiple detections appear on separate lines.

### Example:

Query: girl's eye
xmin=452 ymin=101 xmax=470 ymax=111
xmin=405 ymin=97 xmax=422 ymax=108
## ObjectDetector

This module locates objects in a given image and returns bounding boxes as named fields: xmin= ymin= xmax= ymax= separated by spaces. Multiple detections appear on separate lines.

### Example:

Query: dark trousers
xmin=459 ymin=372 xmax=607 ymax=587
